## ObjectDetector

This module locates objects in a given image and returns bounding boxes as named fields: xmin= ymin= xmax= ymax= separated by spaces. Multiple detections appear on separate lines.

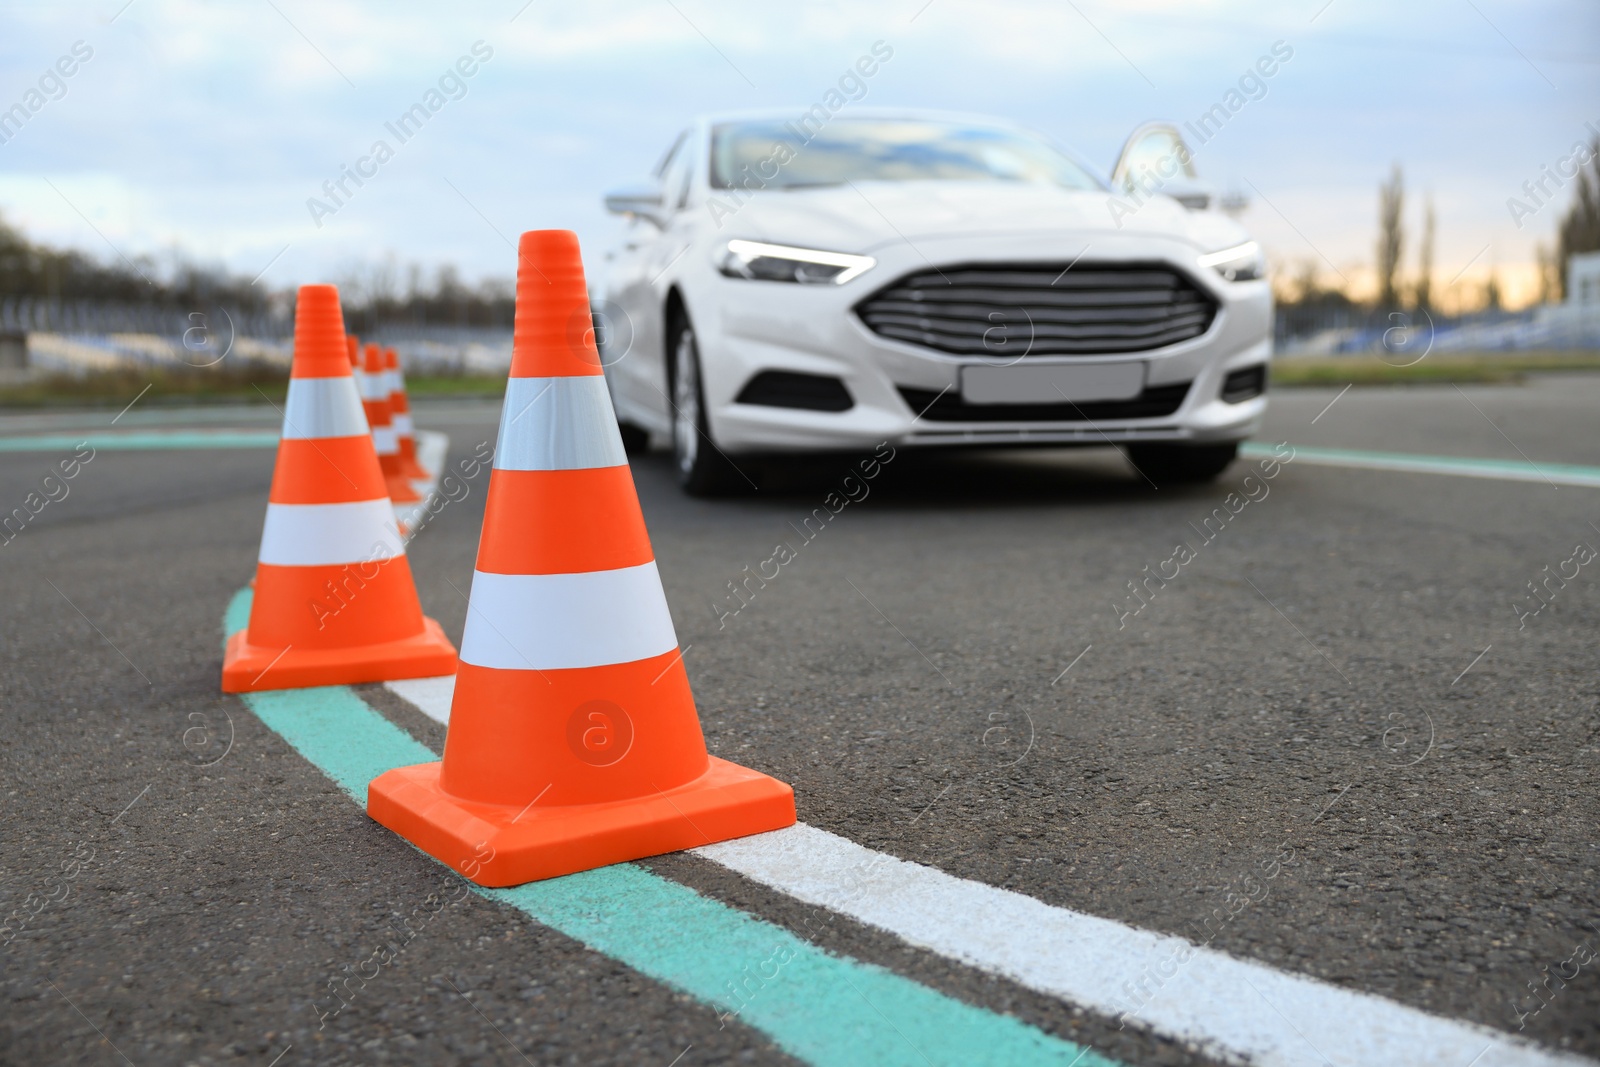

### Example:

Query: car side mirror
xmin=604 ymin=181 xmax=668 ymax=227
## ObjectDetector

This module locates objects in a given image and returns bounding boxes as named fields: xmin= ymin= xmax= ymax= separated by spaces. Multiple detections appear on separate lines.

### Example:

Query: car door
xmin=1109 ymin=122 xmax=1213 ymax=210
xmin=601 ymin=130 xmax=693 ymax=436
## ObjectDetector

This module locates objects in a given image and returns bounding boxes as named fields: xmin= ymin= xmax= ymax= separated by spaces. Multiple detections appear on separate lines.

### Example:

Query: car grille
xmin=898 ymin=382 xmax=1191 ymax=423
xmin=856 ymin=262 xmax=1217 ymax=357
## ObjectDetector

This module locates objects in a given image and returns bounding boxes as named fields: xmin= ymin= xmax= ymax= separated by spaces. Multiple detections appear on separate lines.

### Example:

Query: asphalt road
xmin=1 ymin=373 xmax=1597 ymax=1066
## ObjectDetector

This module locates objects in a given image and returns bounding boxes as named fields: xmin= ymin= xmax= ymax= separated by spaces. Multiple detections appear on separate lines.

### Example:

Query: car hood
xmin=711 ymin=180 xmax=1250 ymax=257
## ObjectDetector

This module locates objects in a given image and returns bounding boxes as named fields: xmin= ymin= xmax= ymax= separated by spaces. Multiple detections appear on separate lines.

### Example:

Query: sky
xmin=0 ymin=0 xmax=1596 ymax=312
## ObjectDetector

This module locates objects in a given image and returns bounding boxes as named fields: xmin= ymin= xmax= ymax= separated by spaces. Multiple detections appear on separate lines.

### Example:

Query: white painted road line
xmin=385 ymin=676 xmax=455 ymax=717
xmin=383 ymin=678 xmax=1591 ymax=1067
xmin=413 ymin=429 xmax=449 ymax=483
xmin=1240 ymin=443 xmax=1600 ymax=489
xmin=385 ymin=675 xmax=455 ymax=724
xmin=696 ymin=825 xmax=1588 ymax=1067
xmin=396 ymin=429 xmax=450 ymax=540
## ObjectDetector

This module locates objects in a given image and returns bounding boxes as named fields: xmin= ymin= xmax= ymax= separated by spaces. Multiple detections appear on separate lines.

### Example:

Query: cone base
xmin=222 ymin=616 xmax=457 ymax=693
xmin=367 ymin=756 xmax=796 ymax=887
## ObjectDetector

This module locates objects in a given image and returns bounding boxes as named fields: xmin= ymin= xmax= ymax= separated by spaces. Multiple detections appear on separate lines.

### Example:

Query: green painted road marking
xmin=0 ymin=432 xmax=279 ymax=453
xmin=1242 ymin=442 xmax=1600 ymax=488
xmin=223 ymin=587 xmax=1118 ymax=1067
xmin=7 ymin=430 xmax=1597 ymax=491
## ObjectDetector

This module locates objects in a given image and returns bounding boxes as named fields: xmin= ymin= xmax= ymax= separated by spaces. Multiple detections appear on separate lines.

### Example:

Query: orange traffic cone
xmin=367 ymin=230 xmax=795 ymax=886
xmin=362 ymin=343 xmax=422 ymax=503
xmin=385 ymin=346 xmax=430 ymax=481
xmin=347 ymin=336 xmax=366 ymax=426
xmin=222 ymin=285 xmax=457 ymax=693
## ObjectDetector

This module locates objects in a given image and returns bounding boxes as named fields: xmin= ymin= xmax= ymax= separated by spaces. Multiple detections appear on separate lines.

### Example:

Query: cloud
xmin=0 ymin=0 xmax=1593 ymax=289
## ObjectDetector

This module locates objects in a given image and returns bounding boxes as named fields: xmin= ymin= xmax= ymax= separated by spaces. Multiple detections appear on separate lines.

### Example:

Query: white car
xmin=595 ymin=110 xmax=1271 ymax=494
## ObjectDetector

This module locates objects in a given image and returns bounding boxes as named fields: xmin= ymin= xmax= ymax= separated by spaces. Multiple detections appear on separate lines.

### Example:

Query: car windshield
xmin=709 ymin=118 xmax=1104 ymax=192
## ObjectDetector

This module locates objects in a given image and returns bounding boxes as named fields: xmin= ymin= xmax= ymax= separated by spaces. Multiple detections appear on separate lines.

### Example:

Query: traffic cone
xmin=362 ymin=342 xmax=422 ymax=503
xmin=386 ymin=346 xmax=430 ymax=481
xmin=347 ymin=336 xmax=367 ymax=428
xmin=367 ymin=230 xmax=795 ymax=886
xmin=222 ymin=285 xmax=457 ymax=693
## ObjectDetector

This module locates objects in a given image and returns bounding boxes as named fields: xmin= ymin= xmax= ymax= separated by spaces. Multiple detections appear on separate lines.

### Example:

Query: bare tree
xmin=1376 ymin=164 xmax=1405 ymax=309
xmin=1555 ymin=136 xmax=1600 ymax=300
xmin=1293 ymin=258 xmax=1320 ymax=304
xmin=1535 ymin=242 xmax=1559 ymax=305
xmin=1413 ymin=194 xmax=1435 ymax=311
xmin=367 ymin=253 xmax=401 ymax=310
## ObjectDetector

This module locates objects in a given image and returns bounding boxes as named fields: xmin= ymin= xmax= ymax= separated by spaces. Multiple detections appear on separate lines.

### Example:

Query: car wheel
xmin=669 ymin=315 xmax=749 ymax=496
xmin=1123 ymin=441 xmax=1240 ymax=485
xmin=617 ymin=422 xmax=650 ymax=454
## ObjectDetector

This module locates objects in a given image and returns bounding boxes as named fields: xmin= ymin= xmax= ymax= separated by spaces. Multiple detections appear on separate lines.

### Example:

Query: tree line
xmin=0 ymin=215 xmax=516 ymax=335
xmin=1280 ymin=136 xmax=1600 ymax=315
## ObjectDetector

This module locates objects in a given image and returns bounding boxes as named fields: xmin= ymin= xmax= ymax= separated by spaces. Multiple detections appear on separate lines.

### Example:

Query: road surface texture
xmin=1 ymin=372 xmax=1596 ymax=1066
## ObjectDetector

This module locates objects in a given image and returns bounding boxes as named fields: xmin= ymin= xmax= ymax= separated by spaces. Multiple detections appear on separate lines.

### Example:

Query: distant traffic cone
xmin=385 ymin=346 xmax=430 ymax=481
xmin=362 ymin=343 xmax=422 ymax=503
xmin=367 ymin=230 xmax=795 ymax=886
xmin=347 ymin=336 xmax=366 ymax=420
xmin=222 ymin=285 xmax=457 ymax=693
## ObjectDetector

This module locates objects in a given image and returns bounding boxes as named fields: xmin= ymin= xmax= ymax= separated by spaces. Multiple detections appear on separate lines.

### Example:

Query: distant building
xmin=1570 ymin=251 xmax=1600 ymax=306
xmin=1533 ymin=251 xmax=1600 ymax=347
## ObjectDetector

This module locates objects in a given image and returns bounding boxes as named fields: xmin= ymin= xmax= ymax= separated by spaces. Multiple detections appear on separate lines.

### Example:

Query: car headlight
xmin=716 ymin=239 xmax=876 ymax=285
xmin=1197 ymin=241 xmax=1265 ymax=282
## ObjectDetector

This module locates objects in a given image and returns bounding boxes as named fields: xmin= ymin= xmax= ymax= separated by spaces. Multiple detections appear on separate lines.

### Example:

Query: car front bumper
xmin=690 ymin=230 xmax=1272 ymax=454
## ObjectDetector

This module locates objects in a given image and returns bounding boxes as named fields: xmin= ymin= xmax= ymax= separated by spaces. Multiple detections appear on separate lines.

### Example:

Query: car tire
xmin=618 ymin=422 xmax=650 ymax=454
xmin=669 ymin=314 xmax=750 ymax=497
xmin=1123 ymin=441 xmax=1240 ymax=485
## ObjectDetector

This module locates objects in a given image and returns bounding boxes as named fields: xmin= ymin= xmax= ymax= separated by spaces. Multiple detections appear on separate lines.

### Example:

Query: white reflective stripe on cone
xmin=360 ymin=374 xmax=390 ymax=402
xmin=372 ymin=426 xmax=398 ymax=454
xmin=281 ymin=376 xmax=369 ymax=440
xmin=392 ymin=413 xmax=415 ymax=436
xmin=495 ymin=376 xmax=627 ymax=472
xmin=459 ymin=562 xmax=678 ymax=671
xmin=258 ymin=500 xmax=405 ymax=566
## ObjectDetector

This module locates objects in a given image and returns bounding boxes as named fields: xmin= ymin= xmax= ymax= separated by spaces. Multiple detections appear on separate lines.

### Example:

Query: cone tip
xmin=518 ymin=229 xmax=580 ymax=261
xmin=509 ymin=230 xmax=600 ymax=378
xmin=296 ymin=283 xmax=341 ymax=313
xmin=291 ymin=284 xmax=351 ymax=379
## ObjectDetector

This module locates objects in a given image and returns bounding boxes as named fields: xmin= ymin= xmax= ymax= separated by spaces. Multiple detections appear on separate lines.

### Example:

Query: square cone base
xmin=366 ymin=757 xmax=796 ymax=887
xmin=222 ymin=617 xmax=457 ymax=693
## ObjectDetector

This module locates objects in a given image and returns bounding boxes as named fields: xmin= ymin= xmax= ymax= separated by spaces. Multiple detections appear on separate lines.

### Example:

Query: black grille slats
xmin=857 ymin=262 xmax=1217 ymax=356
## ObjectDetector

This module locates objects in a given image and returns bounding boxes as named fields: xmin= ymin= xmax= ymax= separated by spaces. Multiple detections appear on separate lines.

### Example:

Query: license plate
xmin=960 ymin=362 xmax=1146 ymax=405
